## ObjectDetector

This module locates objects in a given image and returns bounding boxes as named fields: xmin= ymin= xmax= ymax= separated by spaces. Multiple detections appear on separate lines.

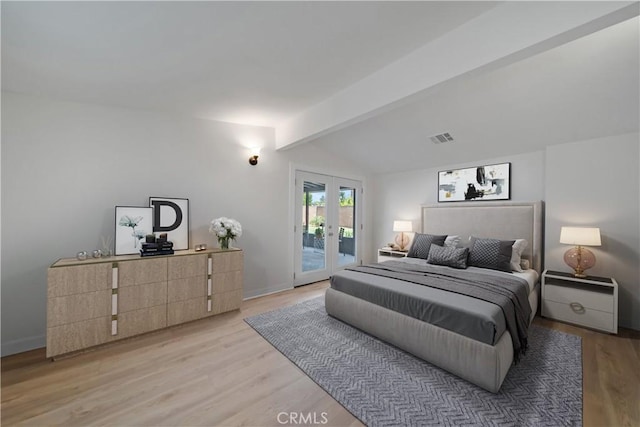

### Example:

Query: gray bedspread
xmin=332 ymin=261 xmax=531 ymax=358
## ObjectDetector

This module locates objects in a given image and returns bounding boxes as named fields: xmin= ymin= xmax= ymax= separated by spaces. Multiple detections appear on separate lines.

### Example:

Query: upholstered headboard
xmin=421 ymin=201 xmax=544 ymax=274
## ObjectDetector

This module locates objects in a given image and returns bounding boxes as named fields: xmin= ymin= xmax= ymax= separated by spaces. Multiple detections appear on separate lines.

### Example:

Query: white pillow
xmin=444 ymin=235 xmax=461 ymax=248
xmin=520 ymin=259 xmax=531 ymax=270
xmin=510 ymin=239 xmax=528 ymax=272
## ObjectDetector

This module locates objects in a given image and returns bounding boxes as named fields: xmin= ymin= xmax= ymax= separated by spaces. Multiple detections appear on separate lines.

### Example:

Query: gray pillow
xmin=427 ymin=244 xmax=469 ymax=269
xmin=468 ymin=237 xmax=514 ymax=272
xmin=407 ymin=233 xmax=447 ymax=259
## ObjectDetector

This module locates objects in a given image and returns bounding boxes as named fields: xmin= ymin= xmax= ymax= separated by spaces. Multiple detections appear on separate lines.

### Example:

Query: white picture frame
xmin=115 ymin=206 xmax=153 ymax=255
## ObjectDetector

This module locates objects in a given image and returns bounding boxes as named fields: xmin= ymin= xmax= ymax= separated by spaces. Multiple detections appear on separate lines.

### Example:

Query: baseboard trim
xmin=243 ymin=283 xmax=293 ymax=301
xmin=2 ymin=334 xmax=46 ymax=357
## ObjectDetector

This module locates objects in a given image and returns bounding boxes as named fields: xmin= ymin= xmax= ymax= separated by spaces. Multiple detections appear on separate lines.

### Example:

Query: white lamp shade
xmin=559 ymin=227 xmax=601 ymax=246
xmin=393 ymin=220 xmax=413 ymax=232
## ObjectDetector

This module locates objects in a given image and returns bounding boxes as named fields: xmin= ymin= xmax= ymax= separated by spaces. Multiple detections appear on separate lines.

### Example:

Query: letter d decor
xmin=149 ymin=197 xmax=189 ymax=250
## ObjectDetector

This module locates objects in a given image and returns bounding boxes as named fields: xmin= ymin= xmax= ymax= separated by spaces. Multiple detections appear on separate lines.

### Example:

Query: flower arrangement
xmin=210 ymin=217 xmax=242 ymax=250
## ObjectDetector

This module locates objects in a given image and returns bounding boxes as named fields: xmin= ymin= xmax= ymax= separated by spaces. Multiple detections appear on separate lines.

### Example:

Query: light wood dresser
xmin=47 ymin=248 xmax=243 ymax=358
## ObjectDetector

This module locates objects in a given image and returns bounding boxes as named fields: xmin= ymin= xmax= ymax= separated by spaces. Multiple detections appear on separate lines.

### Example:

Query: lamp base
xmin=394 ymin=233 xmax=410 ymax=251
xmin=563 ymin=246 xmax=596 ymax=278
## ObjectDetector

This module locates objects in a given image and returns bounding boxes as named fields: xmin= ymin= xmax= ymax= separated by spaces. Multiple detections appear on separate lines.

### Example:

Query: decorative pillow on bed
xmin=444 ymin=235 xmax=461 ymax=248
xmin=468 ymin=237 xmax=515 ymax=272
xmin=510 ymin=239 xmax=528 ymax=272
xmin=426 ymin=244 xmax=469 ymax=269
xmin=407 ymin=233 xmax=447 ymax=259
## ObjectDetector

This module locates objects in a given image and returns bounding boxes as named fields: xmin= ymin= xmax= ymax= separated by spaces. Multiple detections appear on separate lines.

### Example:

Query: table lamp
xmin=393 ymin=220 xmax=413 ymax=251
xmin=559 ymin=226 xmax=601 ymax=278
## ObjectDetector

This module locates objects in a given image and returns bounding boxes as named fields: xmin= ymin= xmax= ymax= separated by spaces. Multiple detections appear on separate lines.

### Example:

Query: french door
xmin=294 ymin=171 xmax=362 ymax=286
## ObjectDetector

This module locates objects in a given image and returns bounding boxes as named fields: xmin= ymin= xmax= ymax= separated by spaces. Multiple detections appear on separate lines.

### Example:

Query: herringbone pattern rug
xmin=245 ymin=296 xmax=582 ymax=427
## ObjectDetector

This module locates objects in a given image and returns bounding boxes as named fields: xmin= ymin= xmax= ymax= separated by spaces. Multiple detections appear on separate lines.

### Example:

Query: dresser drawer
xmin=118 ymin=281 xmax=168 ymax=313
xmin=543 ymin=300 xmax=614 ymax=332
xmin=168 ymin=254 xmax=207 ymax=280
xmin=211 ymin=251 xmax=243 ymax=273
xmin=168 ymin=275 xmax=206 ymax=303
xmin=167 ymin=297 xmax=208 ymax=326
xmin=212 ymin=289 xmax=243 ymax=314
xmin=118 ymin=258 xmax=167 ymax=286
xmin=544 ymin=284 xmax=613 ymax=313
xmin=211 ymin=271 xmax=243 ymax=294
xmin=117 ymin=305 xmax=167 ymax=338
xmin=47 ymin=290 xmax=111 ymax=327
xmin=46 ymin=316 xmax=113 ymax=357
xmin=48 ymin=263 xmax=112 ymax=297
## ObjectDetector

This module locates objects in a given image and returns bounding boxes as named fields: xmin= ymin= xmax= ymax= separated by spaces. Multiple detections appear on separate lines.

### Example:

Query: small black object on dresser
xmin=140 ymin=241 xmax=174 ymax=257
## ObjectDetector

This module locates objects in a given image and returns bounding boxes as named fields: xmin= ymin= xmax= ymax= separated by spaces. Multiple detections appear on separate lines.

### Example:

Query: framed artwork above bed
xmin=438 ymin=162 xmax=511 ymax=202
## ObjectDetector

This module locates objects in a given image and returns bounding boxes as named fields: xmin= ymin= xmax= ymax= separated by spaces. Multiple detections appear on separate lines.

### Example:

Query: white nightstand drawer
xmin=543 ymin=300 xmax=614 ymax=332
xmin=377 ymin=248 xmax=408 ymax=263
xmin=545 ymin=284 xmax=613 ymax=313
xmin=542 ymin=270 xmax=618 ymax=334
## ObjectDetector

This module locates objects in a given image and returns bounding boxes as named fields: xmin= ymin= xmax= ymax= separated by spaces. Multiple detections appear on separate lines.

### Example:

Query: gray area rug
xmin=245 ymin=296 xmax=582 ymax=427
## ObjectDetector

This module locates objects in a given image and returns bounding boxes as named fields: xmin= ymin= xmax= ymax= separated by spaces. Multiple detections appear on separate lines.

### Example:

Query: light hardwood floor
xmin=2 ymin=281 xmax=639 ymax=426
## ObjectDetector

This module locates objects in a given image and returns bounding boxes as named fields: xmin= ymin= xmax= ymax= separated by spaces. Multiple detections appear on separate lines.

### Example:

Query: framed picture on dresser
xmin=438 ymin=162 xmax=511 ymax=202
xmin=149 ymin=197 xmax=189 ymax=250
xmin=115 ymin=206 xmax=154 ymax=255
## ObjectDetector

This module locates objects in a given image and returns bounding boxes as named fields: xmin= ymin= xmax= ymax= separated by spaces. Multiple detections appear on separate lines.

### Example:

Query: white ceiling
xmin=2 ymin=1 xmax=638 ymax=175
xmin=310 ymin=15 xmax=640 ymax=173
xmin=1 ymin=1 xmax=497 ymax=127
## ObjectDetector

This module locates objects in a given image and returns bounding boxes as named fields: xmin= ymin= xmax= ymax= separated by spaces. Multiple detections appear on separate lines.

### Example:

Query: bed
xmin=325 ymin=201 xmax=543 ymax=393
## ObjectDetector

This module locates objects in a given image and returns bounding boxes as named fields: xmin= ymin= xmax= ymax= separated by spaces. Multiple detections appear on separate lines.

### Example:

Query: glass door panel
xmin=301 ymin=180 xmax=326 ymax=273
xmin=294 ymin=171 xmax=362 ymax=286
xmin=295 ymin=171 xmax=333 ymax=285
xmin=337 ymin=186 xmax=356 ymax=268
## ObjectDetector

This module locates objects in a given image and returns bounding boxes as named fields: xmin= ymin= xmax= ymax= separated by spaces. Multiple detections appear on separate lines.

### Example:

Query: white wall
xmin=370 ymin=150 xmax=545 ymax=254
xmin=0 ymin=92 xmax=370 ymax=355
xmin=545 ymin=133 xmax=640 ymax=330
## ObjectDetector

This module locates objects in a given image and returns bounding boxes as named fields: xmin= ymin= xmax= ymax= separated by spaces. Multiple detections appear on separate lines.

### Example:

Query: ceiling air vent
xmin=430 ymin=132 xmax=454 ymax=144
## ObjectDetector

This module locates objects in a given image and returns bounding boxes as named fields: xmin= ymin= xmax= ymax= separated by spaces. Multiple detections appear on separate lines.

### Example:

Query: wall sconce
xmin=248 ymin=148 xmax=260 ymax=166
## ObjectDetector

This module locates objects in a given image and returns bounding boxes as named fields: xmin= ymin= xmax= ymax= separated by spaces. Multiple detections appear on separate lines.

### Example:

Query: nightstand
xmin=541 ymin=269 xmax=618 ymax=334
xmin=377 ymin=248 xmax=408 ymax=262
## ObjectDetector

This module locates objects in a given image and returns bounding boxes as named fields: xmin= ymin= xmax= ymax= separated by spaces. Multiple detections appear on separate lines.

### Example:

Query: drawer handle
xmin=569 ymin=302 xmax=585 ymax=314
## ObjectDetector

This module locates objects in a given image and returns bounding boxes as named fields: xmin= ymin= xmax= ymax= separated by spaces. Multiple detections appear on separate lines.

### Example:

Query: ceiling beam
xmin=275 ymin=1 xmax=639 ymax=150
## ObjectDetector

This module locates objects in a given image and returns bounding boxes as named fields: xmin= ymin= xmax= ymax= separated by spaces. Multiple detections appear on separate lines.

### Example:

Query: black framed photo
xmin=115 ymin=206 xmax=154 ymax=255
xmin=149 ymin=197 xmax=189 ymax=250
xmin=438 ymin=162 xmax=511 ymax=202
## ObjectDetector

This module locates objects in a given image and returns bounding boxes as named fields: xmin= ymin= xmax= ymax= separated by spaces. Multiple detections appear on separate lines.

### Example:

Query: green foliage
xmin=302 ymin=192 xmax=326 ymax=206
xmin=303 ymin=192 xmax=313 ymax=206
xmin=339 ymin=191 xmax=354 ymax=206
